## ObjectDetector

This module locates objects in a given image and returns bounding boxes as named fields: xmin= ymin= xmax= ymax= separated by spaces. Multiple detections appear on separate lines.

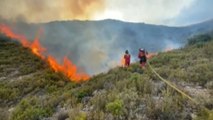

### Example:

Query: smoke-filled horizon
xmin=0 ymin=0 xmax=213 ymax=26
xmin=1 ymin=19 xmax=213 ymax=75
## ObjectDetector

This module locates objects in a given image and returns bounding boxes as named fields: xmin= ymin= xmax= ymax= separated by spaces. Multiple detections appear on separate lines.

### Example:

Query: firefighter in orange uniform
xmin=124 ymin=50 xmax=131 ymax=67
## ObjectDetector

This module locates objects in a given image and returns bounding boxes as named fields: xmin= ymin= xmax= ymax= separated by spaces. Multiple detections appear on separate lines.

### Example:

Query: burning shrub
xmin=0 ymin=24 xmax=90 ymax=82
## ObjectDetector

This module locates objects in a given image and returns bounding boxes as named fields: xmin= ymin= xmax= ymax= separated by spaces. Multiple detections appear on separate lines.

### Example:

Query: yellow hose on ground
xmin=147 ymin=61 xmax=211 ymax=111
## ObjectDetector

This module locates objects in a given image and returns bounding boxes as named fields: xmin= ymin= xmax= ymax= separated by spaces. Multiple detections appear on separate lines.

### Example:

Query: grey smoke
xmin=1 ymin=19 xmax=213 ymax=75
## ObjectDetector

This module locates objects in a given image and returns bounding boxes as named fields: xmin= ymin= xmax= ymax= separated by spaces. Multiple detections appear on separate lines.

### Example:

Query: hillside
xmin=1 ymin=19 xmax=213 ymax=75
xmin=0 ymin=34 xmax=213 ymax=120
xmin=6 ymin=19 xmax=213 ymax=53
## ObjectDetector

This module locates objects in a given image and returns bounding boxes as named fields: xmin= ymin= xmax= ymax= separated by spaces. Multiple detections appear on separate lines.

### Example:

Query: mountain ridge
xmin=21 ymin=18 xmax=213 ymax=28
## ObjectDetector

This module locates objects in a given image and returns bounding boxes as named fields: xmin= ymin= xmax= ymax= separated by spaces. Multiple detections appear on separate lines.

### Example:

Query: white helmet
xmin=139 ymin=48 xmax=144 ymax=51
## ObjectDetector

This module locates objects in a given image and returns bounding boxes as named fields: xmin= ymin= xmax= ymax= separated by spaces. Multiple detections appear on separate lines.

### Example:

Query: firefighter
xmin=124 ymin=50 xmax=131 ymax=67
xmin=138 ymin=48 xmax=148 ymax=68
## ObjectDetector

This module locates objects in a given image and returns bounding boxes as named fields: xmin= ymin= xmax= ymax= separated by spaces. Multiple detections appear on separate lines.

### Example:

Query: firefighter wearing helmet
xmin=124 ymin=50 xmax=131 ymax=67
xmin=138 ymin=48 xmax=148 ymax=68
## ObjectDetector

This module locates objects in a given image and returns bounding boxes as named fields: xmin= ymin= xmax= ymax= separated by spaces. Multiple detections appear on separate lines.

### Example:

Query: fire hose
xmin=147 ymin=61 xmax=210 ymax=111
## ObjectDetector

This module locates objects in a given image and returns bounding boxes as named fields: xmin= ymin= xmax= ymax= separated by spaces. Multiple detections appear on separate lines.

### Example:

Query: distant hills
xmin=1 ymin=19 xmax=213 ymax=74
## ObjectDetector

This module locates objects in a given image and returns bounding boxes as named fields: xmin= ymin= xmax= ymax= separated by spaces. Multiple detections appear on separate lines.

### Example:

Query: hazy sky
xmin=0 ymin=0 xmax=212 ymax=26
xmin=99 ymin=0 xmax=213 ymax=26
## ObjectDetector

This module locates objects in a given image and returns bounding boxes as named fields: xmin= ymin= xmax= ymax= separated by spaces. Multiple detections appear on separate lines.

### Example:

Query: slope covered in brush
xmin=0 ymin=34 xmax=213 ymax=120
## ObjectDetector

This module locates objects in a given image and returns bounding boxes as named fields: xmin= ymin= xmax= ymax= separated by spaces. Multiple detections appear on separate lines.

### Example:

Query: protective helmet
xmin=139 ymin=48 xmax=144 ymax=51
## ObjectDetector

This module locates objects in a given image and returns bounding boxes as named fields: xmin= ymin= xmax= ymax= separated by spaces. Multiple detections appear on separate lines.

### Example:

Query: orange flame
xmin=31 ymin=38 xmax=46 ymax=59
xmin=165 ymin=47 xmax=173 ymax=52
xmin=0 ymin=24 xmax=30 ymax=47
xmin=47 ymin=56 xmax=89 ymax=81
xmin=147 ymin=53 xmax=158 ymax=59
xmin=120 ymin=56 xmax=125 ymax=67
xmin=0 ymin=24 xmax=90 ymax=82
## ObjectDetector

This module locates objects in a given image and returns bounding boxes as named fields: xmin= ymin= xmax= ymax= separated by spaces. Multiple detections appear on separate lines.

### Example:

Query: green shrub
xmin=188 ymin=34 xmax=212 ymax=46
xmin=73 ymin=112 xmax=87 ymax=120
xmin=89 ymin=90 xmax=109 ymax=110
xmin=11 ymin=98 xmax=53 ymax=120
xmin=133 ymin=75 xmax=153 ymax=95
xmin=87 ymin=110 xmax=105 ymax=120
xmin=106 ymin=99 xmax=124 ymax=116
xmin=203 ymin=41 xmax=213 ymax=57
xmin=47 ymin=85 xmax=58 ymax=93
xmin=0 ymin=108 xmax=9 ymax=120
xmin=69 ymin=104 xmax=87 ymax=120
xmin=195 ymin=109 xmax=213 ymax=120
xmin=0 ymin=84 xmax=19 ymax=100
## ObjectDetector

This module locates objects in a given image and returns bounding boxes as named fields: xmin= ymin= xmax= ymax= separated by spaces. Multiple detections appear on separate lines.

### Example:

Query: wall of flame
xmin=0 ymin=24 xmax=90 ymax=82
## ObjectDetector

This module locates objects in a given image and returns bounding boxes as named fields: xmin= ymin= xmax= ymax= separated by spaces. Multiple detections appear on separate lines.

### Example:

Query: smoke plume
xmin=0 ymin=0 xmax=105 ymax=23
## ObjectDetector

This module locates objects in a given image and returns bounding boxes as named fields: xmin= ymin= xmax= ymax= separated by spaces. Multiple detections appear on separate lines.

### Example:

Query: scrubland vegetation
xmin=0 ymin=34 xmax=212 ymax=120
